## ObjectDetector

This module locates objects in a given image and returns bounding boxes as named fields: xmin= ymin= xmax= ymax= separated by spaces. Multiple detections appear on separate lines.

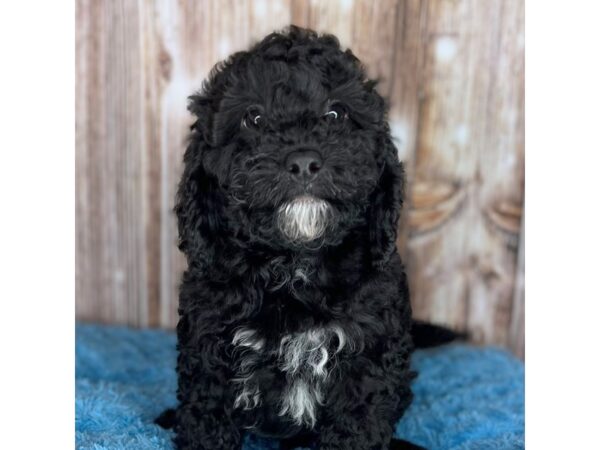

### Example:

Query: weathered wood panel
xmin=76 ymin=0 xmax=148 ymax=326
xmin=76 ymin=0 xmax=524 ymax=355
xmin=403 ymin=0 xmax=525 ymax=348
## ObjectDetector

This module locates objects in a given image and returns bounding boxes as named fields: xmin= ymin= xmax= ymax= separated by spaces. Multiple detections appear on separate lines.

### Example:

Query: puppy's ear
xmin=368 ymin=134 xmax=404 ymax=268
xmin=174 ymin=132 xmax=226 ymax=267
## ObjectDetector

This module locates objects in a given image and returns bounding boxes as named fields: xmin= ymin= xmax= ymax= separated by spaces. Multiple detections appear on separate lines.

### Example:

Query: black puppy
xmin=159 ymin=26 xmax=445 ymax=450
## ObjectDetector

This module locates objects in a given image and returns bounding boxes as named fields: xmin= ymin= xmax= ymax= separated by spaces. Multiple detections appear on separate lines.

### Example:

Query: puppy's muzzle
xmin=277 ymin=195 xmax=332 ymax=243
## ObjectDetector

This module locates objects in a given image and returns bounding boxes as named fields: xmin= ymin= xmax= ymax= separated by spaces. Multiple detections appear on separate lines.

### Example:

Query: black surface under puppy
xmin=171 ymin=26 xmax=421 ymax=450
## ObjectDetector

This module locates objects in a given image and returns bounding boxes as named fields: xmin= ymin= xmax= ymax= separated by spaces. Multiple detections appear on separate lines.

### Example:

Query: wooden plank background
xmin=76 ymin=0 xmax=524 ymax=357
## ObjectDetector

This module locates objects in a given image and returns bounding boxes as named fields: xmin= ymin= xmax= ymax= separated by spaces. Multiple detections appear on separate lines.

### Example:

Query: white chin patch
xmin=277 ymin=196 xmax=331 ymax=243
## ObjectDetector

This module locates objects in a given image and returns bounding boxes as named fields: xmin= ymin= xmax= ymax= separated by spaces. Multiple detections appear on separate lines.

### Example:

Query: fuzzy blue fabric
xmin=76 ymin=323 xmax=524 ymax=450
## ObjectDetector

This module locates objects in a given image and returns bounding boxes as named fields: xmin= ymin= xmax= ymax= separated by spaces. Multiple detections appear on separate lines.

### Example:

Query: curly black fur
xmin=169 ymin=26 xmax=425 ymax=450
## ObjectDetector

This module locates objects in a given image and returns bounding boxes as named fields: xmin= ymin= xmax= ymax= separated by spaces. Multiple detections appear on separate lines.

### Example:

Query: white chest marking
xmin=231 ymin=328 xmax=265 ymax=410
xmin=277 ymin=326 xmax=348 ymax=427
xmin=232 ymin=325 xmax=351 ymax=428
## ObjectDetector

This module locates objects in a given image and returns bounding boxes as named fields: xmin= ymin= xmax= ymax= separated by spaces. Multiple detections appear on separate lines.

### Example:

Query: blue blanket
xmin=76 ymin=323 xmax=524 ymax=449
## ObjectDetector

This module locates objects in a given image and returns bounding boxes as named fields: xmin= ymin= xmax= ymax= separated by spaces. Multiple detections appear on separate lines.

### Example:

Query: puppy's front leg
xmin=174 ymin=338 xmax=242 ymax=450
xmin=318 ymin=344 xmax=414 ymax=450
xmin=318 ymin=379 xmax=413 ymax=450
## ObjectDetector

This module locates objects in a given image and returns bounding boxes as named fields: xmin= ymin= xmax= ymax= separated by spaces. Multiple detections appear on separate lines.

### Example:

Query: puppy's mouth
xmin=276 ymin=195 xmax=333 ymax=243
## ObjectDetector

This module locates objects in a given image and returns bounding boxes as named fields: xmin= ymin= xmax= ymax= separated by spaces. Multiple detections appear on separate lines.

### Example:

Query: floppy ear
xmin=368 ymin=134 xmax=405 ymax=268
xmin=175 ymin=104 xmax=226 ymax=267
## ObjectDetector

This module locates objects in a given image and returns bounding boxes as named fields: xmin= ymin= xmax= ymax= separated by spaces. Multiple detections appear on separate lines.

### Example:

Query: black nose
xmin=285 ymin=150 xmax=323 ymax=182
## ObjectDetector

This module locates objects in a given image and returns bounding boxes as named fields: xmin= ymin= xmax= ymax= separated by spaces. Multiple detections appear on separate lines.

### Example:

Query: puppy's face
xmin=225 ymin=60 xmax=383 ymax=243
xmin=181 ymin=29 xmax=401 ymax=257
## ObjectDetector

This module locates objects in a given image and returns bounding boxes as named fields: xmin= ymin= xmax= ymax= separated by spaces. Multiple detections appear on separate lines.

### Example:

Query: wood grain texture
xmin=76 ymin=0 xmax=147 ymax=326
xmin=75 ymin=0 xmax=525 ymax=356
xmin=403 ymin=0 xmax=525 ymax=349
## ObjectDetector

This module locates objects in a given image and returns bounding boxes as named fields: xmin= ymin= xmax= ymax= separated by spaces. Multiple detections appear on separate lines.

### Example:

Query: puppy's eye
xmin=241 ymin=106 xmax=264 ymax=130
xmin=323 ymin=103 xmax=348 ymax=122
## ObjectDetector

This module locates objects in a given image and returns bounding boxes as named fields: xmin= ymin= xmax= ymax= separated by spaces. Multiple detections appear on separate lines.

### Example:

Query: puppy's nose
xmin=285 ymin=150 xmax=322 ymax=182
